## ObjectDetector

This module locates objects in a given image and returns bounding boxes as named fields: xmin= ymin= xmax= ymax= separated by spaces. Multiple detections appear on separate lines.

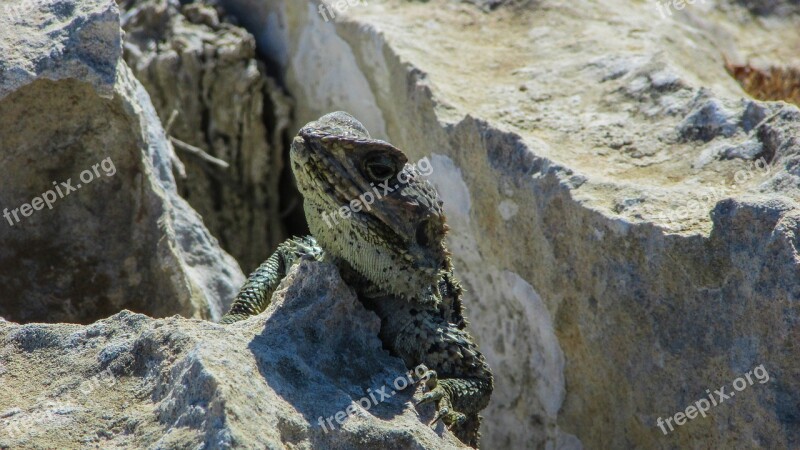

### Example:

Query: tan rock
xmin=217 ymin=0 xmax=800 ymax=448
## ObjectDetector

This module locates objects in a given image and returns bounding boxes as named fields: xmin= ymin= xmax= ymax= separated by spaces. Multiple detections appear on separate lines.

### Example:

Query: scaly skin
xmin=221 ymin=112 xmax=493 ymax=447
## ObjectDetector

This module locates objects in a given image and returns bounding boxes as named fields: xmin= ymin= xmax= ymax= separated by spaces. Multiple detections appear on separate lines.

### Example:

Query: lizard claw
xmin=411 ymin=364 xmax=428 ymax=383
xmin=430 ymin=405 xmax=450 ymax=426
xmin=423 ymin=371 xmax=438 ymax=389
xmin=445 ymin=412 xmax=467 ymax=430
xmin=425 ymin=393 xmax=468 ymax=429
xmin=414 ymin=368 xmax=469 ymax=430
xmin=415 ymin=389 xmax=444 ymax=406
xmin=415 ymin=367 xmax=441 ymax=405
xmin=411 ymin=364 xmax=437 ymax=386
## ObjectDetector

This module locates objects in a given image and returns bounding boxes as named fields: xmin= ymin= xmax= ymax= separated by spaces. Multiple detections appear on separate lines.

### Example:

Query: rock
xmin=0 ymin=0 xmax=120 ymax=100
xmin=733 ymin=0 xmax=800 ymax=15
xmin=121 ymin=0 xmax=299 ymax=271
xmin=0 ymin=261 xmax=467 ymax=449
xmin=217 ymin=0 xmax=799 ymax=448
xmin=0 ymin=0 xmax=244 ymax=323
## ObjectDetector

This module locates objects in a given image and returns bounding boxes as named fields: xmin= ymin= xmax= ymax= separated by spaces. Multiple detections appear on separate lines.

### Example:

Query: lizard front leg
xmin=412 ymin=322 xmax=493 ymax=448
xmin=220 ymin=236 xmax=322 ymax=324
xmin=363 ymin=295 xmax=493 ymax=448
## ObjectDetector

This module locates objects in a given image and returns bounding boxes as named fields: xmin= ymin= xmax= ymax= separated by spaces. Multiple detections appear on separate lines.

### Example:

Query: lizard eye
xmin=363 ymin=154 xmax=397 ymax=182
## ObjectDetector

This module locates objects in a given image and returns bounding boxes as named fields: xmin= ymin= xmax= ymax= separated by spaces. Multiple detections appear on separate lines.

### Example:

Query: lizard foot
xmin=414 ymin=367 xmax=467 ymax=430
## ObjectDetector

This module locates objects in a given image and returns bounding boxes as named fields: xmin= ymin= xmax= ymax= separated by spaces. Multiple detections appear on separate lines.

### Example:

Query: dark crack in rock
xmin=121 ymin=0 xmax=302 ymax=271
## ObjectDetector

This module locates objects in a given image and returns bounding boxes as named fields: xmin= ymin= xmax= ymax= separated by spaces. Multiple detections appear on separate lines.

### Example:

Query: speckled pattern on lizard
xmin=220 ymin=111 xmax=493 ymax=448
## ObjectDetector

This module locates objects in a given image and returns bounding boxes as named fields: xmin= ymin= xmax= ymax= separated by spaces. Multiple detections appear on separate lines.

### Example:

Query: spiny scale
xmin=220 ymin=112 xmax=493 ymax=448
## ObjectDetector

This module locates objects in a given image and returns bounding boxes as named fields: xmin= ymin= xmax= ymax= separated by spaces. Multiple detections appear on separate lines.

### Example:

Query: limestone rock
xmin=0 ymin=0 xmax=244 ymax=324
xmin=0 ymin=261 xmax=467 ymax=449
xmin=121 ymin=0 xmax=297 ymax=271
xmin=3 ymin=0 xmax=799 ymax=448
xmin=217 ymin=0 xmax=800 ymax=448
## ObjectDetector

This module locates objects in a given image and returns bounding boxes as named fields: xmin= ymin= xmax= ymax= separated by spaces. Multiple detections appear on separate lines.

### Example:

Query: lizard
xmin=220 ymin=111 xmax=493 ymax=448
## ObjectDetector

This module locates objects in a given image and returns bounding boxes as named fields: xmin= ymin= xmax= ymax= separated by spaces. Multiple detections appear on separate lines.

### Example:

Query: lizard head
xmin=290 ymin=111 xmax=450 ymax=301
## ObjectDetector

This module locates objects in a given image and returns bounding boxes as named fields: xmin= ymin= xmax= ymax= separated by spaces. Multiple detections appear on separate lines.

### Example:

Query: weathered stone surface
xmin=219 ymin=0 xmax=799 ymax=448
xmin=734 ymin=0 xmax=800 ymax=15
xmin=0 ymin=0 xmax=244 ymax=324
xmin=0 ymin=261 xmax=467 ymax=449
xmin=0 ymin=0 xmax=120 ymax=100
xmin=3 ymin=0 xmax=799 ymax=448
xmin=122 ymin=0 xmax=297 ymax=271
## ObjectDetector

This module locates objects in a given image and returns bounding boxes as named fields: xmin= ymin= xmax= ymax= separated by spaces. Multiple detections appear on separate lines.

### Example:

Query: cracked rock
xmin=0 ymin=261 xmax=466 ymax=449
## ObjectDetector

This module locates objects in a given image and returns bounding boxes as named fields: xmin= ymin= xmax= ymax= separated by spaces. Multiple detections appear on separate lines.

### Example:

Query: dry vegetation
xmin=726 ymin=59 xmax=800 ymax=107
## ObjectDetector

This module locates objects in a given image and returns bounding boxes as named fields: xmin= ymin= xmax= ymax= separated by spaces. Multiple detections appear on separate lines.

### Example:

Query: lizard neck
xmin=332 ymin=255 xmax=442 ymax=306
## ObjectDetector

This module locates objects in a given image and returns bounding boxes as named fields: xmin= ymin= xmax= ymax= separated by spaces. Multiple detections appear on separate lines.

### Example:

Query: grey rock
xmin=719 ymin=139 xmax=763 ymax=160
xmin=679 ymin=94 xmax=741 ymax=142
xmin=733 ymin=0 xmax=800 ymax=15
xmin=0 ymin=261 xmax=467 ymax=449
xmin=0 ymin=0 xmax=121 ymax=100
xmin=0 ymin=0 xmax=244 ymax=324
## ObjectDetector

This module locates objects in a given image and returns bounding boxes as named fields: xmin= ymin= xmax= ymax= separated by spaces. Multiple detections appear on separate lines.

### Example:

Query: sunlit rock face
xmin=218 ymin=0 xmax=799 ymax=448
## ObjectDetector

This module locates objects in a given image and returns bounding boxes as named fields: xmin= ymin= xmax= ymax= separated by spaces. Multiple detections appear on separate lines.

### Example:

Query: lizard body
xmin=221 ymin=112 xmax=493 ymax=447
